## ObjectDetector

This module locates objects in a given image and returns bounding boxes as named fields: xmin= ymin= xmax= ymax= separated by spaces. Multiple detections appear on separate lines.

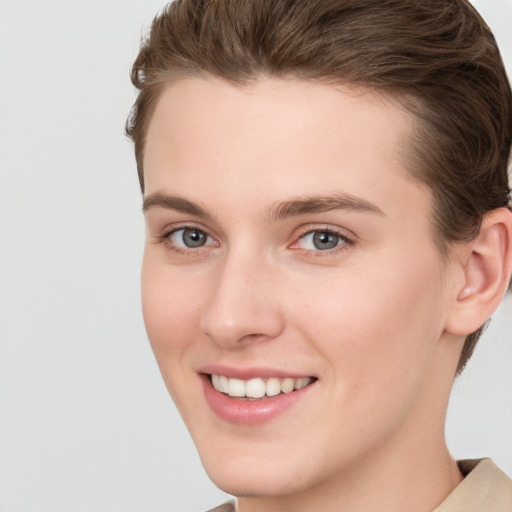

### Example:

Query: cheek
xmin=140 ymin=254 xmax=208 ymax=421
xmin=141 ymin=254 xmax=202 ymax=362
xmin=291 ymin=255 xmax=445 ymax=405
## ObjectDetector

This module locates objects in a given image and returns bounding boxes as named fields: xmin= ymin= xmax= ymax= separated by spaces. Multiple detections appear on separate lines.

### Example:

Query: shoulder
xmin=204 ymin=501 xmax=237 ymax=512
xmin=434 ymin=458 xmax=512 ymax=512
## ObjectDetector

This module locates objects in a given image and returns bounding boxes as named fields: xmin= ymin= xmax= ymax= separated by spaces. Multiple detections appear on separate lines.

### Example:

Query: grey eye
xmin=312 ymin=232 xmax=340 ymax=250
xmin=297 ymin=231 xmax=346 ymax=251
xmin=170 ymin=228 xmax=213 ymax=248
xmin=183 ymin=229 xmax=206 ymax=247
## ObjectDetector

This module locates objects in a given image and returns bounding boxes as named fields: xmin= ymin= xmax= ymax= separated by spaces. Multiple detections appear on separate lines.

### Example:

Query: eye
xmin=295 ymin=230 xmax=350 ymax=251
xmin=168 ymin=228 xmax=216 ymax=249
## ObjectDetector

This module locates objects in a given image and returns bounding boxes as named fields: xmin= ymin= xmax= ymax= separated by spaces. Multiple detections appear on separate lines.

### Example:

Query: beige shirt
xmin=206 ymin=459 xmax=512 ymax=512
xmin=433 ymin=459 xmax=512 ymax=512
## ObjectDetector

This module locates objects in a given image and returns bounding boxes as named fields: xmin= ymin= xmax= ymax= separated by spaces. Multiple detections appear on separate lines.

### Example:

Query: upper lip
xmin=198 ymin=364 xmax=316 ymax=380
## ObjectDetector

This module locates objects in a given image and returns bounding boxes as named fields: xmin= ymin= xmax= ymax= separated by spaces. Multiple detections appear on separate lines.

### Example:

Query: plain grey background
xmin=0 ymin=1 xmax=511 ymax=511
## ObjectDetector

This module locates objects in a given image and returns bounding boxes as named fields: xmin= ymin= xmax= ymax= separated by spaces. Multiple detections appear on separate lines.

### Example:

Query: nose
xmin=200 ymin=250 xmax=285 ymax=348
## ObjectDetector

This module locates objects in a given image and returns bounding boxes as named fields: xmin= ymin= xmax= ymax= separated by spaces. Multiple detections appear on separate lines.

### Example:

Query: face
xmin=141 ymin=77 xmax=461 ymax=500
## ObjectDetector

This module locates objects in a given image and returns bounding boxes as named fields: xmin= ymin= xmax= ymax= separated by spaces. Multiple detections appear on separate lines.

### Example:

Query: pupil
xmin=313 ymin=232 xmax=338 ymax=250
xmin=183 ymin=229 xmax=206 ymax=248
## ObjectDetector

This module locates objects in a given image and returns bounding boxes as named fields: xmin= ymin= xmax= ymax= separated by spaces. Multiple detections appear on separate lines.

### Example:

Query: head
xmin=127 ymin=0 xmax=512 ymax=375
xmin=128 ymin=1 xmax=512 ymax=504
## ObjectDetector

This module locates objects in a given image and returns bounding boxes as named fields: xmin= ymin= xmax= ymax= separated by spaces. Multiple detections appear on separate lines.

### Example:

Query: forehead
xmin=144 ymin=76 xmax=415 ymax=175
xmin=143 ymin=76 xmax=429 ymax=225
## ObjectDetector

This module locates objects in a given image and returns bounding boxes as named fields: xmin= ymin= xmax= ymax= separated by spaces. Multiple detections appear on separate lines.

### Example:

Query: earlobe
xmin=446 ymin=207 xmax=512 ymax=336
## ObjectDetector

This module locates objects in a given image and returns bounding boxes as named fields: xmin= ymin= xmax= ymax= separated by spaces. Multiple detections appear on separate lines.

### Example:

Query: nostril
xmin=199 ymin=276 xmax=286 ymax=347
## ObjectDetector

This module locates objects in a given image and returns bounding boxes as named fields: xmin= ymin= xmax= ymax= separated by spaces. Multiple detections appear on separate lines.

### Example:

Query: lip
xmin=198 ymin=364 xmax=314 ymax=380
xmin=199 ymin=369 xmax=317 ymax=425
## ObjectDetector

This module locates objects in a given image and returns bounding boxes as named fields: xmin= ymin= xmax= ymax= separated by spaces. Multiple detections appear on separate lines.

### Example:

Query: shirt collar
xmin=433 ymin=458 xmax=512 ymax=512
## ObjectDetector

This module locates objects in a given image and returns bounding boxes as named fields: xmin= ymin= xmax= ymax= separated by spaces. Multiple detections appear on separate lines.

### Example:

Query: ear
xmin=445 ymin=207 xmax=512 ymax=336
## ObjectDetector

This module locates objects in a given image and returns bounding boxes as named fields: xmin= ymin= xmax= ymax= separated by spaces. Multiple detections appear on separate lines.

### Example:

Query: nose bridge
xmin=200 ymin=246 xmax=284 ymax=347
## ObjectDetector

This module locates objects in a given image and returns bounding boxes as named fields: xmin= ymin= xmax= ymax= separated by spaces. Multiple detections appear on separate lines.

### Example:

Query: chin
xmin=208 ymin=469 xmax=303 ymax=499
xmin=199 ymin=449 xmax=321 ymax=499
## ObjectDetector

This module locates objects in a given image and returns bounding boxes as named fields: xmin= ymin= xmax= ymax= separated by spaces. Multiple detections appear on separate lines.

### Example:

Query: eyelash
xmin=290 ymin=227 xmax=354 ymax=257
xmin=158 ymin=225 xmax=217 ymax=255
xmin=157 ymin=225 xmax=355 ymax=257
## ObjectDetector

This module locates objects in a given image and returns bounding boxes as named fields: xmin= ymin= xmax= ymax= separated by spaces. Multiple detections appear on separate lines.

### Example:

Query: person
xmin=126 ymin=0 xmax=512 ymax=510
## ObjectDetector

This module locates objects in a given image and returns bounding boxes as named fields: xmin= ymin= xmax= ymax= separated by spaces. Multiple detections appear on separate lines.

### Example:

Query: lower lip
xmin=201 ymin=375 xmax=316 ymax=425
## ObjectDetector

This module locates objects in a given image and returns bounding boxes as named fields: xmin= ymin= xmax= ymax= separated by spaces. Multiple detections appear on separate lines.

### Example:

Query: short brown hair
xmin=126 ymin=0 xmax=512 ymax=373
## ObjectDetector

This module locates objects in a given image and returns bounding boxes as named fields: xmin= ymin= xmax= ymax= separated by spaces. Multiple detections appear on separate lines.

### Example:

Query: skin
xmin=141 ymin=76 xmax=470 ymax=512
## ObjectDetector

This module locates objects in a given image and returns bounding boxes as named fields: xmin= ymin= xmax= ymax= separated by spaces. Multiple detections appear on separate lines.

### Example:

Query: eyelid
xmin=169 ymin=227 xmax=217 ymax=248
xmin=153 ymin=221 xmax=354 ymax=256
xmin=157 ymin=222 xmax=220 ymax=253
xmin=289 ymin=224 xmax=355 ymax=252
xmin=158 ymin=221 xmax=215 ymax=239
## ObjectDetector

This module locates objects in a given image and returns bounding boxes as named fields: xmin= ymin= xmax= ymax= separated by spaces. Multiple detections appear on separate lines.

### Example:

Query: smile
xmin=202 ymin=372 xmax=318 ymax=424
xmin=210 ymin=374 xmax=315 ymax=399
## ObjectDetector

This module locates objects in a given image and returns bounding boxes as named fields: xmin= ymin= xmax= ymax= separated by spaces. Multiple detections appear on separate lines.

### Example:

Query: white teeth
xmin=280 ymin=377 xmax=295 ymax=394
xmin=219 ymin=375 xmax=229 ymax=393
xmin=228 ymin=378 xmax=246 ymax=397
xmin=265 ymin=377 xmax=282 ymax=397
xmin=211 ymin=374 xmax=221 ymax=390
xmin=295 ymin=377 xmax=310 ymax=390
xmin=211 ymin=374 xmax=314 ymax=398
xmin=245 ymin=378 xmax=266 ymax=398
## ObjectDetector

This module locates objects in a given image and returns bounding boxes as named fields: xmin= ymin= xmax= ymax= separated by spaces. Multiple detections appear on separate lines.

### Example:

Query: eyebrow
xmin=142 ymin=191 xmax=384 ymax=220
xmin=143 ymin=192 xmax=211 ymax=219
xmin=268 ymin=193 xmax=385 ymax=220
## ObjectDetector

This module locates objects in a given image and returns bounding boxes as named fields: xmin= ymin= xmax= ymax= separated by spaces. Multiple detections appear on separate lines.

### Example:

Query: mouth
xmin=200 ymin=372 xmax=318 ymax=424
xmin=209 ymin=374 xmax=316 ymax=400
